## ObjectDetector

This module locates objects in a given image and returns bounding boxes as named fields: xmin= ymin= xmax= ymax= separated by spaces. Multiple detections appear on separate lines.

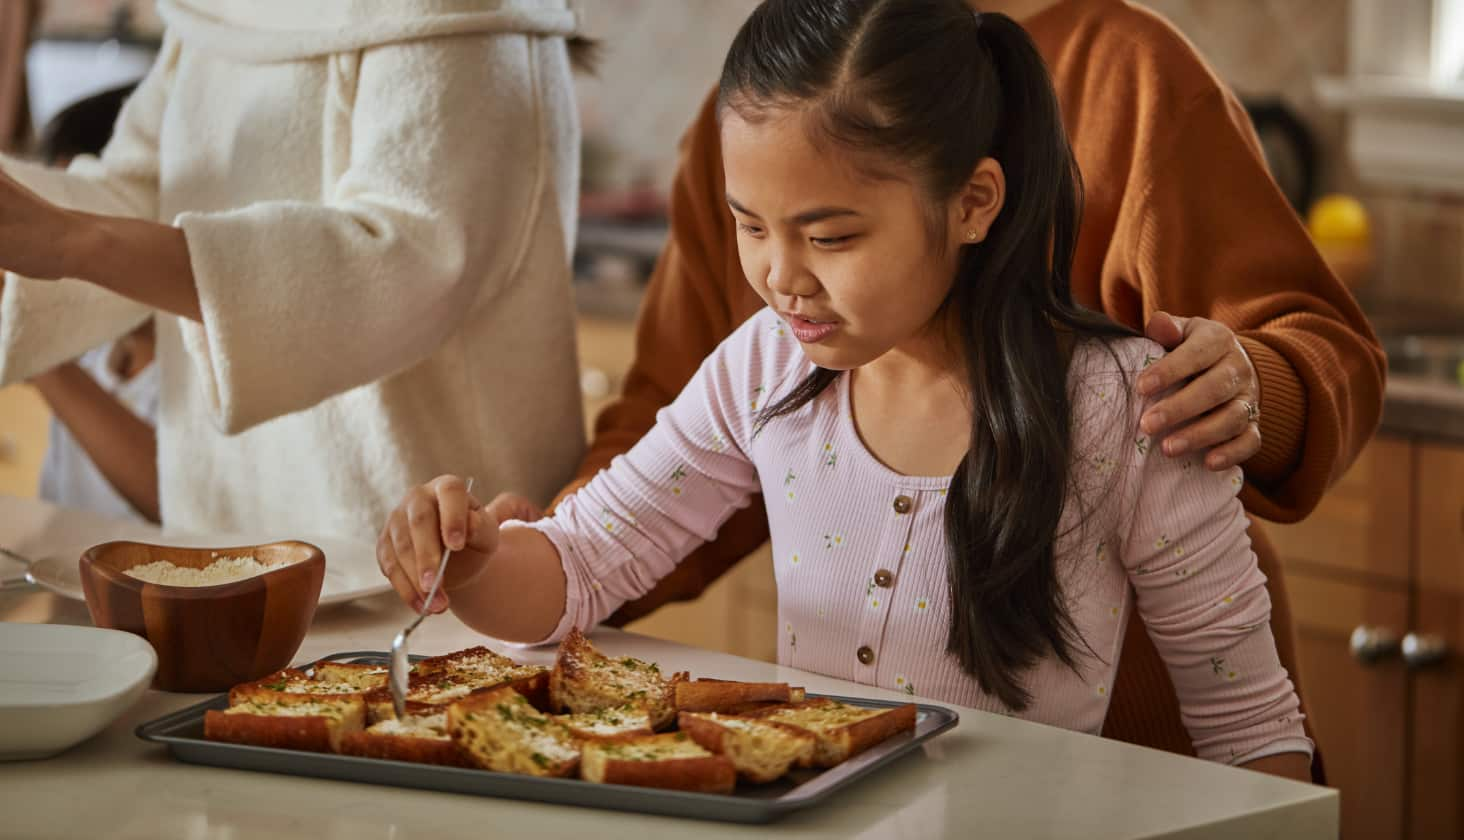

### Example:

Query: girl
xmin=377 ymin=0 xmax=1313 ymax=779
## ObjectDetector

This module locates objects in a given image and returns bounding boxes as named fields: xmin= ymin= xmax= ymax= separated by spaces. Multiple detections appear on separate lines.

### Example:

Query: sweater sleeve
xmin=1108 ymin=344 xmax=1314 ymax=765
xmin=173 ymin=34 xmax=568 ymax=434
xmin=1130 ymin=88 xmax=1386 ymax=522
xmin=528 ymin=315 xmax=775 ymax=641
xmin=0 ymin=35 xmax=178 ymax=385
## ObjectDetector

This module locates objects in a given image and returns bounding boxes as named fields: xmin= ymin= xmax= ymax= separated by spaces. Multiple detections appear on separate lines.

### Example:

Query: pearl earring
xmin=966 ymin=230 xmax=979 ymax=241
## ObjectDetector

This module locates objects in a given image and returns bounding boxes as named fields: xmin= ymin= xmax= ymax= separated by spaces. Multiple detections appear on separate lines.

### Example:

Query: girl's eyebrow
xmin=726 ymin=192 xmax=862 ymax=225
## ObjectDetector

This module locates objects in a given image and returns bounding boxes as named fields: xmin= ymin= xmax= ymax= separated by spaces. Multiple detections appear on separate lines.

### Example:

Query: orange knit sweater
xmin=559 ymin=0 xmax=1385 ymax=762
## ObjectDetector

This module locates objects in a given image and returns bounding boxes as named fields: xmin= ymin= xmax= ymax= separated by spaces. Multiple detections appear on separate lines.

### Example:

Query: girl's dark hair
xmin=722 ymin=0 xmax=1139 ymax=710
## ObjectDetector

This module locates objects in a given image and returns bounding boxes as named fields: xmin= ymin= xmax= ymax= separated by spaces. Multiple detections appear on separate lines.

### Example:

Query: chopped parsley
xmin=530 ymin=752 xmax=549 ymax=768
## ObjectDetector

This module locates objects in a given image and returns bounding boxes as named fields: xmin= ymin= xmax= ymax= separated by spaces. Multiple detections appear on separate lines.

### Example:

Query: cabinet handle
xmin=1402 ymin=633 xmax=1449 ymax=669
xmin=1349 ymin=626 xmax=1400 ymax=664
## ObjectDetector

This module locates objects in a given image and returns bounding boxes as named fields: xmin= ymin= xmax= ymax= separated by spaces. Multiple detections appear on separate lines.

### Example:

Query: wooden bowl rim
xmin=80 ymin=539 xmax=325 ymax=600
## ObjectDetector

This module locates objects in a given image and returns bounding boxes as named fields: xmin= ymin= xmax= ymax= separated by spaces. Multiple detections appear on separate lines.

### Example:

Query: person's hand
xmin=1137 ymin=311 xmax=1261 ymax=471
xmin=482 ymin=492 xmax=545 ymax=525
xmin=377 ymin=475 xmax=499 ymax=614
xmin=0 ymin=168 xmax=84 ymax=281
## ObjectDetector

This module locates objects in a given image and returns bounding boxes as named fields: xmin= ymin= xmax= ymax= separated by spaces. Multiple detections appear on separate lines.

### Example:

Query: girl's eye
xmin=810 ymin=235 xmax=855 ymax=247
xmin=736 ymin=222 xmax=764 ymax=237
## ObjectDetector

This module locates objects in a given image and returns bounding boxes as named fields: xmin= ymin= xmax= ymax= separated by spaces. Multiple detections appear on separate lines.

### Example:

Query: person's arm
xmin=0 ymin=35 xmax=177 ymax=386
xmin=1120 ymin=87 xmax=1386 ymax=522
xmin=29 ymin=362 xmax=159 ymax=522
xmin=555 ymin=89 xmax=773 ymax=625
xmin=11 ymin=35 xmax=569 ymax=435
xmin=382 ymin=316 xmax=776 ymax=642
xmin=1112 ymin=343 xmax=1313 ymax=776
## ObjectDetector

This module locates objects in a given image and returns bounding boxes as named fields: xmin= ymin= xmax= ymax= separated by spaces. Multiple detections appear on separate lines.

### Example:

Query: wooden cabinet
xmin=1269 ymin=436 xmax=1464 ymax=839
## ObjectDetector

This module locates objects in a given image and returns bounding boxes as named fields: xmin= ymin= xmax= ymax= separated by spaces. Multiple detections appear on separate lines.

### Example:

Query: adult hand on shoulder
xmin=1136 ymin=311 xmax=1261 ymax=472
xmin=376 ymin=475 xmax=500 ymax=614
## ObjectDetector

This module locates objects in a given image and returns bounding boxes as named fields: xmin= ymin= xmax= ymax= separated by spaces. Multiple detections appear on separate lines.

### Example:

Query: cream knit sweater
xmin=0 ymin=0 xmax=586 ymax=546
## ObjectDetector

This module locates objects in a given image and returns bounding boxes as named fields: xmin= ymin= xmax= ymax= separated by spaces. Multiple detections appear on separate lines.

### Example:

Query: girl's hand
xmin=482 ymin=492 xmax=545 ymax=524
xmin=0 ymin=168 xmax=84 ymax=281
xmin=376 ymin=475 xmax=499 ymax=614
xmin=1137 ymin=311 xmax=1262 ymax=471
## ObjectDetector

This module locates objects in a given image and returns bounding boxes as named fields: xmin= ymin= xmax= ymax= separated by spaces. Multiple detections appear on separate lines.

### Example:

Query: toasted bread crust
xmin=580 ymin=735 xmax=736 ymax=793
xmin=310 ymin=661 xmax=390 ymax=690
xmin=338 ymin=731 xmax=470 ymax=767
xmin=674 ymin=680 xmax=795 ymax=713
xmin=746 ymin=699 xmax=916 ymax=767
xmin=203 ymin=695 xmax=365 ymax=753
xmin=447 ymin=687 xmax=580 ymax=778
xmin=677 ymin=712 xmax=817 ymax=783
xmin=550 ymin=628 xmax=685 ymax=729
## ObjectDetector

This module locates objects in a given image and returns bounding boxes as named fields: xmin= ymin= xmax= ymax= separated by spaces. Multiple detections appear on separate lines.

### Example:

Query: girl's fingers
xmin=377 ymin=527 xmax=422 ymax=610
xmin=432 ymin=475 xmax=471 ymax=551
xmin=466 ymin=506 xmax=501 ymax=556
xmin=485 ymin=492 xmax=543 ymax=524
xmin=403 ymin=487 xmax=445 ymax=594
xmin=1160 ymin=398 xmax=1251 ymax=457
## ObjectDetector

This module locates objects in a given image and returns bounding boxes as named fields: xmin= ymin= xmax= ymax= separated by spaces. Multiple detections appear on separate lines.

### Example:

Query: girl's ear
xmin=951 ymin=157 xmax=1005 ymax=246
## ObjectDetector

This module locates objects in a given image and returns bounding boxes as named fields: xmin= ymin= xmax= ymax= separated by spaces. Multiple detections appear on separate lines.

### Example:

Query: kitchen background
xmin=0 ymin=2 xmax=1461 ymax=838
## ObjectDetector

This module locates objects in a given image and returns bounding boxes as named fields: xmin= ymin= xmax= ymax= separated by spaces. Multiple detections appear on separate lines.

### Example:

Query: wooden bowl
xmin=79 ymin=541 xmax=325 ymax=692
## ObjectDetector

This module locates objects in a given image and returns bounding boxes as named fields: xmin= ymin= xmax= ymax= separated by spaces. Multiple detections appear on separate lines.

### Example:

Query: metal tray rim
xmin=134 ymin=650 xmax=960 ymax=824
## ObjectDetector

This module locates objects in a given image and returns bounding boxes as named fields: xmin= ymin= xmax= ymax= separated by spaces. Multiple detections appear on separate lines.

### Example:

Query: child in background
xmin=27 ymin=86 xmax=159 ymax=522
xmin=376 ymin=0 xmax=1313 ymax=779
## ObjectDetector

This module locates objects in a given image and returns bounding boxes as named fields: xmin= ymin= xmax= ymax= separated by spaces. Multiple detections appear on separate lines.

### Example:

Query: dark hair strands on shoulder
xmin=724 ymin=0 xmax=1140 ymax=710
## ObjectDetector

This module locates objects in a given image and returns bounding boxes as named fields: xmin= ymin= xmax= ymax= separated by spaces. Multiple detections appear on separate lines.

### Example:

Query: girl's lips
xmin=785 ymin=314 xmax=840 ymax=343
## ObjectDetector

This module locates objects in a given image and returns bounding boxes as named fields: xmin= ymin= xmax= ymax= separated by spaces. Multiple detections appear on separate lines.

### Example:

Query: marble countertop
xmin=0 ymin=496 xmax=1338 ymax=839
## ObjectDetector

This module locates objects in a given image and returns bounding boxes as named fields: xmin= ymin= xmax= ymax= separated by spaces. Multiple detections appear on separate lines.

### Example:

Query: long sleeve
xmin=1127 ymin=87 xmax=1386 ymax=522
xmin=531 ymin=316 xmax=780 ymax=640
xmin=0 ymin=35 xmax=178 ymax=385
xmin=1111 ymin=347 xmax=1313 ymax=764
xmin=174 ymin=34 xmax=565 ymax=434
xmin=553 ymin=90 xmax=771 ymax=624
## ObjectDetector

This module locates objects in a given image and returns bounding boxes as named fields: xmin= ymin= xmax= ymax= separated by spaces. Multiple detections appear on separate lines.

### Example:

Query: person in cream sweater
xmin=0 ymin=0 xmax=587 ymax=544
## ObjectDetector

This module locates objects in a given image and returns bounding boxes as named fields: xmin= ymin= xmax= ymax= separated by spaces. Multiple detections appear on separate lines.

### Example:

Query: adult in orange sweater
xmin=556 ymin=0 xmax=1385 ymax=766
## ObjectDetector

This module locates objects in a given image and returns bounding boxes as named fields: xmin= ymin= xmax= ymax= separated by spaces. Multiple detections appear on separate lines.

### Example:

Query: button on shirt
xmin=529 ymin=309 xmax=1312 ymax=765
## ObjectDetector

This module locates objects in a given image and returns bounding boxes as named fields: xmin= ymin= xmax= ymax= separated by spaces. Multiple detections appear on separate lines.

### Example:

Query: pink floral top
xmin=525 ymin=309 xmax=1312 ymax=764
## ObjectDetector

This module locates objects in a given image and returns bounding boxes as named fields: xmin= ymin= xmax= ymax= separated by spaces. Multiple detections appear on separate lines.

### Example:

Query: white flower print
xmin=789 ymin=552 xmax=801 ymax=568
xmin=1092 ymin=455 xmax=1117 ymax=475
xmin=708 ymin=432 xmax=728 ymax=453
xmin=1095 ymin=540 xmax=1108 ymax=562
xmin=771 ymin=321 xmax=787 ymax=338
xmin=894 ymin=675 xmax=916 ymax=696
xmin=1135 ymin=435 xmax=1150 ymax=456
xmin=824 ymin=533 xmax=844 ymax=550
xmin=750 ymin=384 xmax=765 ymax=412
xmin=669 ymin=465 xmax=687 ymax=497
xmin=914 ymin=596 xmax=930 ymax=612
xmin=869 ymin=595 xmax=881 ymax=609
xmin=822 ymin=442 xmax=837 ymax=467
xmin=784 ymin=469 xmax=797 ymax=503
xmin=1153 ymin=534 xmax=1170 ymax=550
xmin=1142 ymin=353 xmax=1158 ymax=369
xmin=1210 ymin=656 xmax=1237 ymax=680
xmin=1096 ymin=683 xmax=1108 ymax=697
xmin=600 ymin=508 xmax=619 ymax=534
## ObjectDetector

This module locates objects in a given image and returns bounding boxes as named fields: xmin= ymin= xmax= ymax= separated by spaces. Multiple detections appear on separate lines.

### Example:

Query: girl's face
xmin=721 ymin=107 xmax=1000 ymax=372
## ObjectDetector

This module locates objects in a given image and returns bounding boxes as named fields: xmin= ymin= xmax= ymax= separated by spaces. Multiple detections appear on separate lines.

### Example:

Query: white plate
xmin=4 ymin=493 xmax=389 ymax=606
xmin=0 ymin=622 xmax=157 ymax=760
xmin=24 ymin=535 xmax=389 ymax=607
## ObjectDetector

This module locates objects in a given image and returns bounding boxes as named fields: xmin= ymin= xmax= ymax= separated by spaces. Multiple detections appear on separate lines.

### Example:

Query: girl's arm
xmin=29 ymin=362 xmax=159 ymax=522
xmin=377 ymin=313 xmax=789 ymax=643
xmin=1106 ymin=343 xmax=1313 ymax=775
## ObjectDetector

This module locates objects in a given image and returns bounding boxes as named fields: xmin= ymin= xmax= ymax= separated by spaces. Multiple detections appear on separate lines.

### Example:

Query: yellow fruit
xmin=1307 ymin=194 xmax=1371 ymax=244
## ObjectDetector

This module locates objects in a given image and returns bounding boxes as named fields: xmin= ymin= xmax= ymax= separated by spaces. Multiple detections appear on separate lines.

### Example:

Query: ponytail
xmin=726 ymin=0 xmax=1139 ymax=710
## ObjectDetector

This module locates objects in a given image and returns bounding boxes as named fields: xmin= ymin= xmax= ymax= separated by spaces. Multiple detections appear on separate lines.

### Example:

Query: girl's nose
xmin=766 ymin=251 xmax=820 ymax=299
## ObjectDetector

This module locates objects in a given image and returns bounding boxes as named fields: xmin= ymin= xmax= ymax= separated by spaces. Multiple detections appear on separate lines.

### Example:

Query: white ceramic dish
xmin=0 ymin=622 xmax=157 ymax=760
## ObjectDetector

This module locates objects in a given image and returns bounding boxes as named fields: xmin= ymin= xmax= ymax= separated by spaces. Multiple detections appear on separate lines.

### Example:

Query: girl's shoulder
xmin=1066 ymin=335 xmax=1165 ymax=426
xmin=711 ymin=307 xmax=817 ymax=393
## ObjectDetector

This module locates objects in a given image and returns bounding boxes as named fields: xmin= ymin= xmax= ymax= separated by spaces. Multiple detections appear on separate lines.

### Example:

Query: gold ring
xmin=1242 ymin=399 xmax=1260 ymax=424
